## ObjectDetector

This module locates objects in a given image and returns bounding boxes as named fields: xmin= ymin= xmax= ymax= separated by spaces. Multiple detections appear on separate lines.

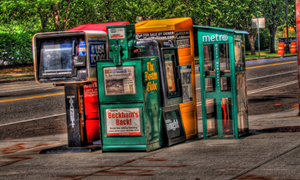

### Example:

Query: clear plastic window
xmin=41 ymin=39 xmax=73 ymax=73
xmin=236 ymin=74 xmax=249 ymax=135
xmin=205 ymin=78 xmax=216 ymax=92
xmin=203 ymin=44 xmax=215 ymax=76
xmin=221 ymin=77 xmax=231 ymax=92
xmin=164 ymin=110 xmax=182 ymax=139
xmin=206 ymin=98 xmax=218 ymax=137
xmin=234 ymin=35 xmax=245 ymax=68
xmin=165 ymin=57 xmax=176 ymax=92
xmin=219 ymin=43 xmax=230 ymax=72
xmin=221 ymin=98 xmax=233 ymax=137
xmin=162 ymin=49 xmax=180 ymax=97
xmin=103 ymin=66 xmax=137 ymax=95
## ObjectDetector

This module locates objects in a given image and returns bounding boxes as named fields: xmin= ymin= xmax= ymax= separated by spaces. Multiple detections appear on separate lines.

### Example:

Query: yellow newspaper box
xmin=135 ymin=17 xmax=197 ymax=140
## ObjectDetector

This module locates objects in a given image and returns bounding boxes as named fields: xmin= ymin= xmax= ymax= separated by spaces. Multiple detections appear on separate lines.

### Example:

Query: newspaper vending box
xmin=135 ymin=17 xmax=198 ymax=140
xmin=194 ymin=26 xmax=249 ymax=139
xmin=96 ymin=24 xmax=186 ymax=152
xmin=32 ymin=22 xmax=130 ymax=152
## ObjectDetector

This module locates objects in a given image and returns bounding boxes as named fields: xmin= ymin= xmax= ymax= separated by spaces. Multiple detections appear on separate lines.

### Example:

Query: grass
xmin=5 ymin=75 xmax=33 ymax=80
xmin=245 ymin=49 xmax=297 ymax=59
xmin=194 ymin=49 xmax=297 ymax=62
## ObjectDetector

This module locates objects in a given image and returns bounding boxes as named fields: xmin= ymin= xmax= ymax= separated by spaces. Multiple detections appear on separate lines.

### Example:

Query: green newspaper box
xmin=194 ymin=26 xmax=249 ymax=139
xmin=96 ymin=25 xmax=164 ymax=152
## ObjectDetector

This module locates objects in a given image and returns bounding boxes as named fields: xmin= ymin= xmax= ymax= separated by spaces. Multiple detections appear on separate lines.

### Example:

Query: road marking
xmin=195 ymin=61 xmax=297 ymax=77
xmin=196 ymin=70 xmax=297 ymax=90
xmin=247 ymin=70 xmax=297 ymax=81
xmin=0 ymin=92 xmax=65 ymax=103
xmin=196 ymin=80 xmax=298 ymax=106
xmin=245 ymin=56 xmax=297 ymax=64
xmin=0 ymin=113 xmax=66 ymax=127
xmin=246 ymin=61 xmax=296 ymax=69
xmin=247 ymin=80 xmax=298 ymax=94
xmin=0 ymin=84 xmax=55 ymax=93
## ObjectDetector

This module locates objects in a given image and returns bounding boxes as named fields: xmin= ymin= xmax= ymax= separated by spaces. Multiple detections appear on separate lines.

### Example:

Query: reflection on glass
xmin=234 ymin=35 xmax=245 ymax=68
xmin=206 ymin=98 xmax=218 ymax=137
xmin=164 ymin=54 xmax=176 ymax=92
xmin=165 ymin=60 xmax=176 ymax=92
xmin=164 ymin=110 xmax=181 ymax=139
xmin=221 ymin=77 xmax=231 ymax=92
xmin=219 ymin=43 xmax=230 ymax=72
xmin=203 ymin=44 xmax=215 ymax=76
xmin=221 ymin=98 xmax=233 ymax=137
xmin=205 ymin=78 xmax=215 ymax=92
xmin=41 ymin=39 xmax=73 ymax=73
xmin=103 ymin=66 xmax=137 ymax=95
xmin=236 ymin=74 xmax=249 ymax=135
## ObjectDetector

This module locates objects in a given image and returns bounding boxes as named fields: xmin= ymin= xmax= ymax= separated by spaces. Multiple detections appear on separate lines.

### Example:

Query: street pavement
xmin=1 ymin=108 xmax=300 ymax=180
xmin=1 ymin=56 xmax=300 ymax=179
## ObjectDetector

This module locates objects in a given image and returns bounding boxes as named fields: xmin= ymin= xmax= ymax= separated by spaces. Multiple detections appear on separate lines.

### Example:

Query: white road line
xmin=247 ymin=80 xmax=298 ymax=94
xmin=196 ymin=80 xmax=298 ymax=106
xmin=0 ymin=85 xmax=55 ymax=93
xmin=247 ymin=70 xmax=297 ymax=81
xmin=0 ymin=84 xmax=50 ymax=89
xmin=0 ymin=113 xmax=66 ymax=127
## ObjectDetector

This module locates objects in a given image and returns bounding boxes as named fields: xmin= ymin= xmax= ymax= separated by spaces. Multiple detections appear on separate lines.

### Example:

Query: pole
xmin=296 ymin=0 xmax=300 ymax=116
xmin=286 ymin=0 xmax=290 ymax=53
xmin=258 ymin=19 xmax=260 ymax=56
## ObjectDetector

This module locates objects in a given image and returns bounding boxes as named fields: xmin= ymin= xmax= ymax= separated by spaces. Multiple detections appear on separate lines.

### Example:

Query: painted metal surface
xmin=195 ymin=26 xmax=249 ymax=139
xmin=96 ymin=57 xmax=163 ymax=152
xmin=296 ymin=0 xmax=300 ymax=115
xmin=135 ymin=17 xmax=198 ymax=140
xmin=96 ymin=24 xmax=164 ymax=151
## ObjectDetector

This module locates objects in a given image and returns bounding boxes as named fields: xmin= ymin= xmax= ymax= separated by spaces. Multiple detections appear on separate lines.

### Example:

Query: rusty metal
xmin=296 ymin=0 xmax=300 ymax=116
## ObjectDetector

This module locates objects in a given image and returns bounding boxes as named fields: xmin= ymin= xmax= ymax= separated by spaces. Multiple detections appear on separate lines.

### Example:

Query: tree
xmin=0 ymin=0 xmax=102 ymax=31
xmin=260 ymin=1 xmax=285 ymax=53
xmin=219 ymin=0 xmax=263 ymax=55
xmin=288 ymin=0 xmax=296 ymax=31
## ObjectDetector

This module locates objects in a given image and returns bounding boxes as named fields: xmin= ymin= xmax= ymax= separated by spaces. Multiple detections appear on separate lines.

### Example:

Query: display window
xmin=103 ymin=66 xmax=137 ymax=95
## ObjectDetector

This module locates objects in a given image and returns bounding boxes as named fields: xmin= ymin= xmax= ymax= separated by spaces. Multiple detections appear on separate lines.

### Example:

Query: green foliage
xmin=288 ymin=0 xmax=296 ymax=30
xmin=0 ymin=30 xmax=36 ymax=65
xmin=0 ymin=0 xmax=297 ymax=64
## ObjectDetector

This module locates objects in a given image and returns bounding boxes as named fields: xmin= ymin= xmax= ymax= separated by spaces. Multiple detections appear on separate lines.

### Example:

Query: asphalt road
xmin=0 ymin=56 xmax=299 ymax=140
xmin=195 ymin=56 xmax=298 ymax=117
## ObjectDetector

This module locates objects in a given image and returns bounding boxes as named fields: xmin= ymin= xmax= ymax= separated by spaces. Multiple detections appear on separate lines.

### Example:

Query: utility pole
xmin=296 ymin=0 xmax=300 ymax=116
xmin=286 ymin=0 xmax=290 ymax=53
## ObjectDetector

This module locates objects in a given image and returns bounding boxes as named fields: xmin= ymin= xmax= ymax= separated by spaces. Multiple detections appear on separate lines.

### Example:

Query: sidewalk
xmin=1 ymin=108 xmax=300 ymax=179
xmin=0 ymin=65 xmax=34 ymax=83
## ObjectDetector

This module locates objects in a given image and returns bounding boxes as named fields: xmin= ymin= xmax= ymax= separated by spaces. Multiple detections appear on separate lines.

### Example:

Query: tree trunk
xmin=248 ymin=33 xmax=256 ymax=55
xmin=40 ymin=14 xmax=48 ymax=30
xmin=269 ymin=28 xmax=276 ymax=53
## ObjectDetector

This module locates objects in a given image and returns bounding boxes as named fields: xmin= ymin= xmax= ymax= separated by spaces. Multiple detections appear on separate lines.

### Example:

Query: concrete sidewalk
xmin=0 ymin=72 xmax=34 ymax=83
xmin=1 ymin=109 xmax=300 ymax=180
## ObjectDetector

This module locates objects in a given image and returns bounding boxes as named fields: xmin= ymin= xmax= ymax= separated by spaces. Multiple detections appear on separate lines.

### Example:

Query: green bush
xmin=0 ymin=30 xmax=36 ymax=65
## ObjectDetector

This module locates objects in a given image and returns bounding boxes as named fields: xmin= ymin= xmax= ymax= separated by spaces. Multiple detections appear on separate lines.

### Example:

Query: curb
xmin=245 ymin=55 xmax=297 ymax=61
xmin=0 ymin=77 xmax=35 ymax=83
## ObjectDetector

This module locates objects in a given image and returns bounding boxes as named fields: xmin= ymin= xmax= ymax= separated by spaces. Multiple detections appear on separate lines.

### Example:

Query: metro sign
xmin=202 ymin=34 xmax=229 ymax=43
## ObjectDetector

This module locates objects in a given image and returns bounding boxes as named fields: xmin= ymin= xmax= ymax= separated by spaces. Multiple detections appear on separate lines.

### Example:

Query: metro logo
xmin=202 ymin=34 xmax=228 ymax=42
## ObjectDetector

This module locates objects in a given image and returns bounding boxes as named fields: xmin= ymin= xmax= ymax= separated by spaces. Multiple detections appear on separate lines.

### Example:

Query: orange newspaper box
xmin=135 ymin=17 xmax=198 ymax=140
